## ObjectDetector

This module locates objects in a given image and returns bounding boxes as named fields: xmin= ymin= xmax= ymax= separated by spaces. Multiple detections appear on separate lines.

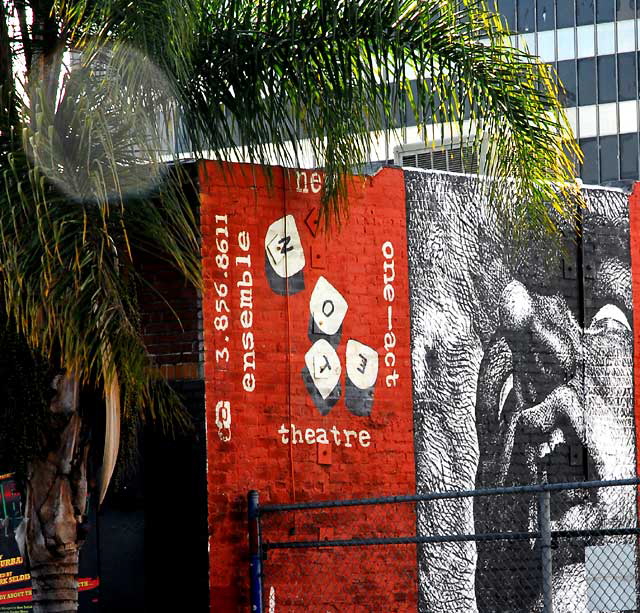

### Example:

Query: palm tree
xmin=0 ymin=0 xmax=578 ymax=611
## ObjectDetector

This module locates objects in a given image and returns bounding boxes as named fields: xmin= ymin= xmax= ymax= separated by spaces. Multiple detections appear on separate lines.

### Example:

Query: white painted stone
xmin=305 ymin=339 xmax=341 ymax=399
xmin=309 ymin=276 xmax=348 ymax=335
xmin=346 ymin=340 xmax=379 ymax=389
xmin=264 ymin=214 xmax=305 ymax=278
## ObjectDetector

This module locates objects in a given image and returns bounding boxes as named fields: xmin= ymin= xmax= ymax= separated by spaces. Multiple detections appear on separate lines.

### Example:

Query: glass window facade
xmin=620 ymin=133 xmax=639 ymax=178
xmin=558 ymin=3 xmax=577 ymax=28
xmin=577 ymin=25 xmax=596 ymax=58
xmin=597 ymin=22 xmax=616 ymax=54
xmin=507 ymin=0 xmax=639 ymax=185
xmin=558 ymin=60 xmax=578 ymax=106
xmin=537 ymin=0 xmax=555 ymax=30
xmin=518 ymin=0 xmax=535 ymax=31
xmin=398 ymin=0 xmax=640 ymax=186
xmin=580 ymin=137 xmax=599 ymax=183
xmin=618 ymin=52 xmax=636 ymax=100
xmin=597 ymin=0 xmax=616 ymax=22
xmin=557 ymin=28 xmax=575 ymax=61
xmin=616 ymin=0 xmax=636 ymax=20
xmin=577 ymin=0 xmax=596 ymax=26
xmin=598 ymin=55 xmax=617 ymax=103
xmin=498 ymin=0 xmax=517 ymax=30
xmin=617 ymin=19 xmax=635 ymax=52
xmin=578 ymin=57 xmax=597 ymax=105
xmin=600 ymin=135 xmax=619 ymax=180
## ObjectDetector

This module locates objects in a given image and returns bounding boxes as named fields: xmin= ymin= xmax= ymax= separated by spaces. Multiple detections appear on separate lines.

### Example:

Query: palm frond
xmin=0 ymin=26 xmax=198 ymax=485
xmin=174 ymin=0 xmax=580 ymax=231
xmin=0 ymin=0 xmax=581 ymax=493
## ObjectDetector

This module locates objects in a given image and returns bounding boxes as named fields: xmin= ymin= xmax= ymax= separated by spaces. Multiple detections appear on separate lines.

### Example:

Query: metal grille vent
xmin=401 ymin=145 xmax=478 ymax=174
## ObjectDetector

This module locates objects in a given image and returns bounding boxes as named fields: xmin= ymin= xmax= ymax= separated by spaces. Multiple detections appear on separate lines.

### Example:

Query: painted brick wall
xmin=628 ymin=183 xmax=640 ymax=481
xmin=137 ymin=164 xmax=203 ymax=382
xmin=137 ymin=249 xmax=202 ymax=379
xmin=201 ymin=163 xmax=640 ymax=613
xmin=404 ymin=171 xmax=637 ymax=611
xmin=200 ymin=162 xmax=417 ymax=610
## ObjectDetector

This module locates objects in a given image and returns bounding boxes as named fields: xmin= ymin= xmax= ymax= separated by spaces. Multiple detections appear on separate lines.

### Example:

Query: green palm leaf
xmin=1 ymin=0 xmax=580 ymax=490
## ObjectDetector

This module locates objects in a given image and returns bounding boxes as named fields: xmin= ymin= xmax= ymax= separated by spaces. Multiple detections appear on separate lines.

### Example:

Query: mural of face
xmin=404 ymin=170 xmax=635 ymax=613
xmin=475 ymin=280 xmax=634 ymax=611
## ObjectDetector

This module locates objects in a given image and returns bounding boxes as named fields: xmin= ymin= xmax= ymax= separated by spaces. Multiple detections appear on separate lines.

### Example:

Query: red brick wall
xmin=628 ymin=183 xmax=640 ymax=479
xmin=200 ymin=162 xmax=417 ymax=611
xmin=137 ymin=249 xmax=202 ymax=380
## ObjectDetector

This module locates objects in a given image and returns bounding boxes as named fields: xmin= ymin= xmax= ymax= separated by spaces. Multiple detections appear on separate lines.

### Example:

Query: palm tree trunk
xmin=29 ymin=550 xmax=79 ymax=613
xmin=15 ymin=376 xmax=89 ymax=613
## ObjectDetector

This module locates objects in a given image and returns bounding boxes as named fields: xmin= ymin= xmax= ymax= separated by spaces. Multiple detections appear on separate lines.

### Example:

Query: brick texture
xmin=629 ymin=183 xmax=640 ymax=481
xmin=200 ymin=162 xmax=417 ymax=611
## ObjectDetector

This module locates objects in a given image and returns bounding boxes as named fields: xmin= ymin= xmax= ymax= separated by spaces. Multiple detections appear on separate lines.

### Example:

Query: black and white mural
xmin=405 ymin=169 xmax=636 ymax=613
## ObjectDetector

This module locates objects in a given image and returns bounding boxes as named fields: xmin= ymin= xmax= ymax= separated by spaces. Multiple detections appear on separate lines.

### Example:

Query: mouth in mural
xmin=495 ymin=383 xmax=599 ymax=527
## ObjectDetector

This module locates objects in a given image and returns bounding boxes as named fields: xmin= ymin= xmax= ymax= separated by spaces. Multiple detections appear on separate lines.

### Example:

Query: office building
xmin=397 ymin=1 xmax=640 ymax=187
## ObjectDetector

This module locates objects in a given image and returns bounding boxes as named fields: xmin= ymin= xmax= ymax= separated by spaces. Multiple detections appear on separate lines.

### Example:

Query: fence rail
xmin=250 ymin=478 xmax=640 ymax=612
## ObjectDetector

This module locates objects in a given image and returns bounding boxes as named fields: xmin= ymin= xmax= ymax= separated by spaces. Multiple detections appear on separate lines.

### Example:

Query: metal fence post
xmin=248 ymin=490 xmax=263 ymax=613
xmin=538 ymin=489 xmax=553 ymax=613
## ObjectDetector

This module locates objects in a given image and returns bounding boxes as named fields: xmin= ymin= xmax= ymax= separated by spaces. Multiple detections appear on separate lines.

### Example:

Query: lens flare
xmin=25 ymin=43 xmax=179 ymax=203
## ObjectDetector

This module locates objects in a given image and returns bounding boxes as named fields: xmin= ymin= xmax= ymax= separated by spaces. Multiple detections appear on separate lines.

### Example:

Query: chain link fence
xmin=248 ymin=478 xmax=640 ymax=612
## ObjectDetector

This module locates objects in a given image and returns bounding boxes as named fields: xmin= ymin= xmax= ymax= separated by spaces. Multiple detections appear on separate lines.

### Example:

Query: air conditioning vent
xmin=396 ymin=141 xmax=480 ymax=174
xmin=416 ymin=152 xmax=431 ymax=168
xmin=432 ymin=150 xmax=447 ymax=171
xmin=447 ymin=148 xmax=463 ymax=173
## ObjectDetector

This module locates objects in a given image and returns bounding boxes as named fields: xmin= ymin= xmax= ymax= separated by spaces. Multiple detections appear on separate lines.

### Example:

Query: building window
xmin=580 ymin=105 xmax=598 ymax=137
xmin=578 ymin=57 xmax=597 ymax=105
xmin=577 ymin=0 xmax=596 ymax=25
xmin=597 ymin=55 xmax=616 ymax=103
xmin=620 ymin=133 xmax=638 ymax=178
xmin=618 ymin=100 xmax=638 ymax=133
xmin=598 ymin=103 xmax=618 ymax=135
xmin=517 ymin=0 xmax=535 ymax=32
xmin=537 ymin=0 xmax=555 ymax=30
xmin=557 ymin=28 xmax=575 ymax=61
xmin=596 ymin=22 xmax=616 ymax=54
xmin=617 ymin=52 xmax=636 ymax=101
xmin=558 ymin=2 xmax=576 ymax=28
xmin=558 ymin=60 xmax=578 ymax=106
xmin=616 ymin=0 xmax=636 ymax=20
xmin=537 ymin=30 xmax=555 ymax=62
xmin=577 ymin=24 xmax=596 ymax=57
xmin=617 ymin=20 xmax=636 ymax=53
xmin=599 ymin=134 xmax=619 ymax=181
xmin=596 ymin=0 xmax=616 ymax=22
xmin=580 ymin=137 xmax=599 ymax=183
xmin=498 ymin=0 xmax=517 ymax=30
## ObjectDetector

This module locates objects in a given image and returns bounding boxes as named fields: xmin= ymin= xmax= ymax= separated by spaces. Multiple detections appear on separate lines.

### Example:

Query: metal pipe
xmin=262 ymin=526 xmax=640 ymax=552
xmin=538 ymin=490 xmax=553 ymax=613
xmin=248 ymin=490 xmax=263 ymax=613
xmin=259 ymin=477 xmax=640 ymax=513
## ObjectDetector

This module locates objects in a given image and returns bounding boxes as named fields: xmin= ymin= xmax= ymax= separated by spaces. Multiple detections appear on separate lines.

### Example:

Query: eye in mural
xmin=405 ymin=170 xmax=636 ymax=613
xmin=264 ymin=214 xmax=306 ymax=295
xmin=475 ymin=280 xmax=634 ymax=611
